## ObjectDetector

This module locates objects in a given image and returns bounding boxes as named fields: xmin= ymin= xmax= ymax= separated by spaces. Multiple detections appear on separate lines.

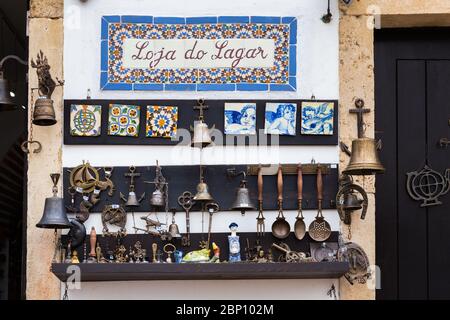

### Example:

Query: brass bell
xmin=36 ymin=174 xmax=71 ymax=229
xmin=150 ymin=189 xmax=165 ymax=207
xmin=168 ymin=209 xmax=181 ymax=239
xmin=193 ymin=180 xmax=214 ymax=202
xmin=33 ymin=95 xmax=57 ymax=126
xmin=0 ymin=76 xmax=17 ymax=111
xmin=343 ymin=137 xmax=385 ymax=175
xmin=231 ymin=180 xmax=256 ymax=215
xmin=191 ymin=120 xmax=213 ymax=148
xmin=342 ymin=193 xmax=363 ymax=211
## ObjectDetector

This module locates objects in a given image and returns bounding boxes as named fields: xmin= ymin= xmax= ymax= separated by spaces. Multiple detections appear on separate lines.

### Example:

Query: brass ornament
xmin=101 ymin=204 xmax=127 ymax=236
xmin=406 ymin=165 xmax=450 ymax=207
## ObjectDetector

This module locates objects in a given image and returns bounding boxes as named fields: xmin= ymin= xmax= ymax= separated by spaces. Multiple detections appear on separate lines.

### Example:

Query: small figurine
xmin=115 ymin=245 xmax=127 ymax=263
xmin=228 ymin=222 xmax=241 ymax=263
xmin=181 ymin=248 xmax=210 ymax=263
xmin=209 ymin=242 xmax=220 ymax=263
xmin=152 ymin=243 xmax=158 ymax=263
xmin=174 ymin=250 xmax=183 ymax=263
xmin=267 ymin=249 xmax=274 ymax=263
xmin=256 ymin=249 xmax=268 ymax=263
xmin=71 ymin=250 xmax=80 ymax=264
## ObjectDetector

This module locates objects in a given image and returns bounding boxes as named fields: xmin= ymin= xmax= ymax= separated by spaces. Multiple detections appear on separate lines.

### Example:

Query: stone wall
xmin=26 ymin=0 xmax=63 ymax=300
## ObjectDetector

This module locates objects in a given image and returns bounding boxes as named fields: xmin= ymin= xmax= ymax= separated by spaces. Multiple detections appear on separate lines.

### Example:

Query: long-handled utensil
xmin=294 ymin=164 xmax=306 ymax=240
xmin=308 ymin=165 xmax=332 ymax=241
xmin=271 ymin=166 xmax=291 ymax=239
xmin=256 ymin=165 xmax=265 ymax=236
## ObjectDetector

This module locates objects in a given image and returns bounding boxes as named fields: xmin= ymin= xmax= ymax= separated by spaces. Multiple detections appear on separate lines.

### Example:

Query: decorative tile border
xmin=100 ymin=16 xmax=297 ymax=92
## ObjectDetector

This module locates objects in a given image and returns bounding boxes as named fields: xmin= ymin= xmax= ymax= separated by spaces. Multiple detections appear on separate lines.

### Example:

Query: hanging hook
xmin=21 ymin=140 xmax=42 ymax=154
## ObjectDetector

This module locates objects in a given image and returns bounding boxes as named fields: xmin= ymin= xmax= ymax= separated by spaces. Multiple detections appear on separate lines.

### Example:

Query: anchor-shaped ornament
xmin=120 ymin=166 xmax=145 ymax=208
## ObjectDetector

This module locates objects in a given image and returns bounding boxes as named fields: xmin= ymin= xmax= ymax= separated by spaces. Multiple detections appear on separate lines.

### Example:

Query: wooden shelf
xmin=51 ymin=262 xmax=348 ymax=282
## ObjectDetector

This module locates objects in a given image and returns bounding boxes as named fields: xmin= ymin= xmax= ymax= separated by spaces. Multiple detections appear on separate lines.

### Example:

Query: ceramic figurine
xmin=174 ymin=250 xmax=183 ymax=263
xmin=209 ymin=242 xmax=220 ymax=263
xmin=181 ymin=248 xmax=210 ymax=263
xmin=228 ymin=222 xmax=241 ymax=262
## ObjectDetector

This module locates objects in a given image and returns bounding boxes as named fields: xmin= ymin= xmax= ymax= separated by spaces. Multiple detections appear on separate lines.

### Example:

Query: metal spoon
xmin=271 ymin=166 xmax=291 ymax=239
xmin=294 ymin=164 xmax=306 ymax=240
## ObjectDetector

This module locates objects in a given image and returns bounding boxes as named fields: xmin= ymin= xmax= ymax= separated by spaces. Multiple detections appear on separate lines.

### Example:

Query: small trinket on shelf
xmin=71 ymin=250 xmax=80 ymax=264
xmin=164 ymin=243 xmax=176 ymax=263
xmin=174 ymin=250 xmax=183 ymax=263
xmin=152 ymin=243 xmax=158 ymax=263
xmin=65 ymin=242 xmax=72 ymax=263
xmin=228 ymin=222 xmax=241 ymax=263
xmin=87 ymin=227 xmax=97 ymax=263
xmin=209 ymin=242 xmax=220 ymax=263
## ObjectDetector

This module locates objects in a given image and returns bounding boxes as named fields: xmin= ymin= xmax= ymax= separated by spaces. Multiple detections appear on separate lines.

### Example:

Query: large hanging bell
xmin=36 ymin=196 xmax=71 ymax=228
xmin=231 ymin=181 xmax=256 ymax=215
xmin=0 ymin=77 xmax=17 ymax=111
xmin=343 ymin=137 xmax=385 ymax=175
xmin=150 ymin=189 xmax=165 ymax=207
xmin=36 ymin=173 xmax=71 ymax=229
xmin=191 ymin=121 xmax=212 ymax=148
xmin=33 ymin=95 xmax=57 ymax=126
xmin=193 ymin=180 xmax=214 ymax=202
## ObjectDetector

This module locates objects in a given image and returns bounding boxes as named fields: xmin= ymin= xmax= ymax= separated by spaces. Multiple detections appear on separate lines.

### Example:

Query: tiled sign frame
xmin=100 ymin=16 xmax=297 ymax=92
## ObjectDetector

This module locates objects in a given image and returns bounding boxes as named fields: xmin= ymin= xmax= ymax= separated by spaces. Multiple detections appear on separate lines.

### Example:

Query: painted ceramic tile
xmin=301 ymin=102 xmax=334 ymax=135
xmin=264 ymin=103 xmax=297 ymax=136
xmin=146 ymin=106 xmax=178 ymax=139
xmin=224 ymin=103 xmax=257 ymax=135
xmin=108 ymin=104 xmax=140 ymax=137
xmin=70 ymin=104 xmax=101 ymax=137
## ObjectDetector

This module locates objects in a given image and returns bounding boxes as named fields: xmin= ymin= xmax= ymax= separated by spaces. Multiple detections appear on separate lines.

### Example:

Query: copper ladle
xmin=294 ymin=164 xmax=306 ymax=240
xmin=271 ymin=166 xmax=290 ymax=239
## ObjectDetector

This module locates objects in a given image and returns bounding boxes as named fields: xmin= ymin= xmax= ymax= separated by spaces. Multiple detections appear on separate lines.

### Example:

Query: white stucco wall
xmin=62 ymin=0 xmax=340 ymax=300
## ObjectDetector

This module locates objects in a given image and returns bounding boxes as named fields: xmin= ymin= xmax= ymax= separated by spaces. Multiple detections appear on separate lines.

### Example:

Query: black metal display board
xmin=63 ymin=164 xmax=338 ymax=213
xmin=64 ymin=99 xmax=338 ymax=146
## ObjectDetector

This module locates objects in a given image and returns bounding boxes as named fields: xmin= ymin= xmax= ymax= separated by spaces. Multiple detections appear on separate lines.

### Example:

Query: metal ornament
xmin=336 ymin=175 xmax=369 ymax=225
xmin=30 ymin=51 xmax=64 ymax=126
xmin=168 ymin=209 xmax=181 ymax=239
xmin=228 ymin=169 xmax=256 ymax=215
xmin=256 ymin=166 xmax=265 ymax=237
xmin=36 ymin=173 xmax=72 ymax=229
xmin=120 ymin=166 xmax=145 ymax=207
xmin=194 ymin=166 xmax=214 ymax=202
xmin=178 ymin=191 xmax=195 ymax=247
xmin=101 ymin=204 xmax=127 ymax=236
xmin=337 ymin=241 xmax=371 ymax=285
xmin=69 ymin=161 xmax=114 ymax=196
xmin=406 ymin=165 xmax=450 ymax=207
xmin=147 ymin=161 xmax=168 ymax=208
xmin=191 ymin=99 xmax=214 ymax=148
xmin=341 ymin=99 xmax=385 ymax=175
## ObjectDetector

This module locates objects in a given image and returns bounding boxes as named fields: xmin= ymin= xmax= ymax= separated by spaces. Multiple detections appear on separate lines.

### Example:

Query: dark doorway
xmin=375 ymin=28 xmax=450 ymax=299
xmin=0 ymin=0 xmax=28 ymax=300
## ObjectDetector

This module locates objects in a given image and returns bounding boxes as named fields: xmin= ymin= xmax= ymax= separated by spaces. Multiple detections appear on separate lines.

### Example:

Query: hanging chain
xmin=347 ymin=224 xmax=352 ymax=240
xmin=62 ymin=282 xmax=69 ymax=300
xmin=29 ymin=89 xmax=35 ymax=142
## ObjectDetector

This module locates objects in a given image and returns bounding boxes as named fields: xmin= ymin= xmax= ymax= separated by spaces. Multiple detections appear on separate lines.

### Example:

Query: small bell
xmin=168 ymin=209 xmax=181 ymax=239
xmin=125 ymin=191 xmax=140 ymax=207
xmin=342 ymin=193 xmax=363 ymax=211
xmin=231 ymin=179 xmax=256 ymax=215
xmin=36 ymin=173 xmax=71 ymax=229
xmin=191 ymin=121 xmax=213 ymax=148
xmin=193 ymin=180 xmax=214 ymax=202
xmin=33 ymin=95 xmax=57 ymax=126
xmin=150 ymin=189 xmax=165 ymax=207
xmin=343 ymin=137 xmax=385 ymax=175
xmin=191 ymin=99 xmax=213 ymax=148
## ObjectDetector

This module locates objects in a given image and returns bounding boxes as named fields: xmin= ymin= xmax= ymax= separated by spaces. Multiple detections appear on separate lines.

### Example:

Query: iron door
xmin=375 ymin=28 xmax=450 ymax=300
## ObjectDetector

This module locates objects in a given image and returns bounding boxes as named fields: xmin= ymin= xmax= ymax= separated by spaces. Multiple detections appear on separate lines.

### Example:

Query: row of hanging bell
xmin=191 ymin=99 xmax=214 ymax=148
xmin=231 ymin=178 xmax=256 ymax=215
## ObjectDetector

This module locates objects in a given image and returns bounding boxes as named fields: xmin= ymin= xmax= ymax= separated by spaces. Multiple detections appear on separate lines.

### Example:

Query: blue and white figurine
xmin=228 ymin=222 xmax=241 ymax=262
xmin=224 ymin=103 xmax=257 ymax=135
xmin=264 ymin=103 xmax=297 ymax=136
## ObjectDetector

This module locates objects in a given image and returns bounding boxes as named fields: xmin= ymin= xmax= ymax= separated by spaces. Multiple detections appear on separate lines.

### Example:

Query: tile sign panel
xmin=101 ymin=16 xmax=297 ymax=92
